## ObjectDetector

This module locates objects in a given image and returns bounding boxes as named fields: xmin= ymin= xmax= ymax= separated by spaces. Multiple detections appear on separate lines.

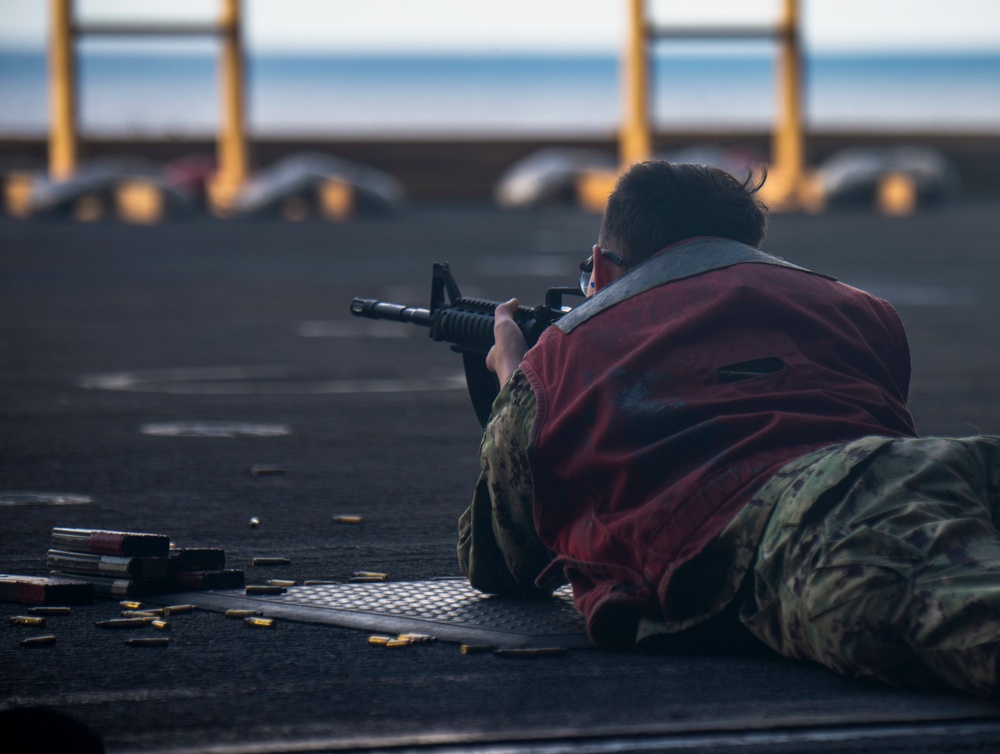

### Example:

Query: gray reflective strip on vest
xmin=556 ymin=238 xmax=834 ymax=334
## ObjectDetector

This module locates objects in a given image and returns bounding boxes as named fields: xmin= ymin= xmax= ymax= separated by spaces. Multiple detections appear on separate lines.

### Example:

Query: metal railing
xmin=47 ymin=0 xmax=248 ymax=212
xmin=621 ymin=0 xmax=805 ymax=207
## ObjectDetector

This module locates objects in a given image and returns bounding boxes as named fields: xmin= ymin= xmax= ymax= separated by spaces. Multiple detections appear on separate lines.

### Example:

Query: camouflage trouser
xmin=742 ymin=435 xmax=1000 ymax=696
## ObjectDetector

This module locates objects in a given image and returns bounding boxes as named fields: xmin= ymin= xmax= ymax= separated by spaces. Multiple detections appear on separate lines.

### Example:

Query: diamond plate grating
xmin=153 ymin=578 xmax=592 ymax=648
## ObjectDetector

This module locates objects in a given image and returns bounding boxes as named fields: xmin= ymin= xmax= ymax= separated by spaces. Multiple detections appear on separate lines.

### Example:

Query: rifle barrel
xmin=350 ymin=298 xmax=432 ymax=327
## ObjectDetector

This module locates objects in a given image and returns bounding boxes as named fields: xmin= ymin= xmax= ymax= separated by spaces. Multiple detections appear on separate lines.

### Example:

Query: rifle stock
xmin=351 ymin=262 xmax=581 ymax=426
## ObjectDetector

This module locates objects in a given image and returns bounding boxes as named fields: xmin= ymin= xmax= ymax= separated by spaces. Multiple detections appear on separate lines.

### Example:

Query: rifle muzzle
xmin=350 ymin=298 xmax=432 ymax=327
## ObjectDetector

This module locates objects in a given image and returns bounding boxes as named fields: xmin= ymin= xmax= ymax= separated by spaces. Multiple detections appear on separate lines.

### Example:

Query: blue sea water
xmin=0 ymin=49 xmax=998 ymax=136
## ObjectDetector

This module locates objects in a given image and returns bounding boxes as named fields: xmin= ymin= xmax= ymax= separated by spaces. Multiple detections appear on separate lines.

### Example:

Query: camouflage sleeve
xmin=457 ymin=368 xmax=555 ymax=597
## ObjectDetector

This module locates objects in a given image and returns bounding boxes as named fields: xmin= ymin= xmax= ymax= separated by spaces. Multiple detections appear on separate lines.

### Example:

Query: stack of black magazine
xmin=46 ymin=527 xmax=245 ymax=598
xmin=0 ymin=573 xmax=94 ymax=605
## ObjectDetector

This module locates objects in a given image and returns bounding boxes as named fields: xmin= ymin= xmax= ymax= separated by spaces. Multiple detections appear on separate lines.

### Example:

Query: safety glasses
xmin=579 ymin=248 xmax=625 ymax=294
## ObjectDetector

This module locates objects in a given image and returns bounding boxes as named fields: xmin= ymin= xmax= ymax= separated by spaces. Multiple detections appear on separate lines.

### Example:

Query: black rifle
xmin=351 ymin=262 xmax=582 ymax=427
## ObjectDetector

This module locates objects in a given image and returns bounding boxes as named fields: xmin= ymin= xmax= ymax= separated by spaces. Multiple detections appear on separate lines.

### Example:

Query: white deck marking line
xmin=141 ymin=422 xmax=291 ymax=438
xmin=80 ymin=367 xmax=466 ymax=395
xmin=0 ymin=492 xmax=92 ymax=507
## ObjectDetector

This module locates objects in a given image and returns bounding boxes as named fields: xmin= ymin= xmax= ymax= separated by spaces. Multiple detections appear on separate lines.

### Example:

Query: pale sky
xmin=1 ymin=0 xmax=999 ymax=54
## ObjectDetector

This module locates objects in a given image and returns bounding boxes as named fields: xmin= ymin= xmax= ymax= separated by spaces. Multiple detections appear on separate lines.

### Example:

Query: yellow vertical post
xmin=771 ymin=0 xmax=804 ymax=207
xmin=211 ymin=0 xmax=248 ymax=213
xmin=48 ymin=0 xmax=77 ymax=180
xmin=621 ymin=0 xmax=652 ymax=168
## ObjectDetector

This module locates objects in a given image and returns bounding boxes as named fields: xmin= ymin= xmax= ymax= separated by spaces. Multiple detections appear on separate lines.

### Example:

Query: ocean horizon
xmin=1 ymin=49 xmax=998 ymax=138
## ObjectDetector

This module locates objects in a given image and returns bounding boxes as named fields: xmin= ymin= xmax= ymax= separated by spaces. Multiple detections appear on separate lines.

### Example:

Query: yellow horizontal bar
xmin=648 ymin=25 xmax=787 ymax=41
xmin=71 ymin=22 xmax=234 ymax=38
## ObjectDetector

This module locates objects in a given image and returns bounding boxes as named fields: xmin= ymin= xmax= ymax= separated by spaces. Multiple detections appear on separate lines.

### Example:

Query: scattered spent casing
xmin=265 ymin=579 xmax=296 ymax=587
xmin=332 ymin=515 xmax=364 ymax=524
xmin=224 ymin=609 xmax=262 ymax=619
xmin=460 ymin=644 xmax=495 ymax=655
xmin=27 ymin=607 xmax=72 ymax=615
xmin=243 ymin=616 xmax=275 ymax=628
xmin=251 ymin=557 xmax=291 ymax=566
xmin=161 ymin=604 xmax=195 ymax=616
xmin=246 ymin=585 xmax=285 ymax=595
xmin=119 ymin=600 xmax=145 ymax=609
xmin=20 ymin=634 xmax=58 ymax=647
xmin=96 ymin=618 xmax=155 ymax=629
xmin=385 ymin=639 xmax=412 ymax=647
xmin=351 ymin=572 xmax=388 ymax=581
xmin=493 ymin=647 xmax=566 ymax=658
xmin=250 ymin=465 xmax=285 ymax=476
xmin=9 ymin=615 xmax=46 ymax=627
xmin=126 ymin=637 xmax=170 ymax=647
xmin=397 ymin=633 xmax=433 ymax=643
xmin=151 ymin=620 xmax=170 ymax=631
xmin=122 ymin=609 xmax=162 ymax=618
xmin=249 ymin=517 xmax=261 ymax=527
xmin=367 ymin=635 xmax=394 ymax=646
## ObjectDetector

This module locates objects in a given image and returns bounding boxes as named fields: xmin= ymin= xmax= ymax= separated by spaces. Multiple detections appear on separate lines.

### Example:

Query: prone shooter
xmin=355 ymin=160 xmax=1000 ymax=700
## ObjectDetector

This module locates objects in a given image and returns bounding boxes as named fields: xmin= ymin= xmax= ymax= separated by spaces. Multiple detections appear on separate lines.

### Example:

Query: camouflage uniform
xmin=457 ymin=369 xmax=554 ymax=598
xmin=745 ymin=433 xmax=1000 ymax=696
xmin=457 ymin=371 xmax=1000 ymax=696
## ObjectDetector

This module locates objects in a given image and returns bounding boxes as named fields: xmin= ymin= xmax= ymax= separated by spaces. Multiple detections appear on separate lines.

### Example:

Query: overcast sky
xmin=1 ymin=0 xmax=998 ymax=54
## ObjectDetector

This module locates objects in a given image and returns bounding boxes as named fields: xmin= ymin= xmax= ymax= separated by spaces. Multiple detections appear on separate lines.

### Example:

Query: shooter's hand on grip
xmin=486 ymin=299 xmax=529 ymax=387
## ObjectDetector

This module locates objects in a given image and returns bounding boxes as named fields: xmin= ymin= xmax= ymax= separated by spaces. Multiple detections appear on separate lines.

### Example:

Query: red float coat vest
xmin=519 ymin=237 xmax=917 ymax=647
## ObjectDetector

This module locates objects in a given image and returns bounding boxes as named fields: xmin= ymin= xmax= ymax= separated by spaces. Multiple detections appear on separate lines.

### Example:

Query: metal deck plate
xmin=153 ymin=578 xmax=592 ymax=648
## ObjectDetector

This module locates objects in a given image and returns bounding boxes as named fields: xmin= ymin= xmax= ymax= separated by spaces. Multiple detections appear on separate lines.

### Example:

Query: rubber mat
xmin=152 ymin=578 xmax=592 ymax=648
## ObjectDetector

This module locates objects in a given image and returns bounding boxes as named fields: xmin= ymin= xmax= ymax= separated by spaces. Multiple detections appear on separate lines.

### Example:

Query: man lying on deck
xmin=458 ymin=160 xmax=1000 ymax=696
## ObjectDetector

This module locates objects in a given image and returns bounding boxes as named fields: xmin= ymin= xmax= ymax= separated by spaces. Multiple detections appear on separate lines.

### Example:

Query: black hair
xmin=599 ymin=161 xmax=770 ymax=267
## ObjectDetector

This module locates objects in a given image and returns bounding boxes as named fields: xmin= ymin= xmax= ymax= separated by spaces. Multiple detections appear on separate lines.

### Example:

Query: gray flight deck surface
xmin=2 ymin=200 xmax=1000 ymax=752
